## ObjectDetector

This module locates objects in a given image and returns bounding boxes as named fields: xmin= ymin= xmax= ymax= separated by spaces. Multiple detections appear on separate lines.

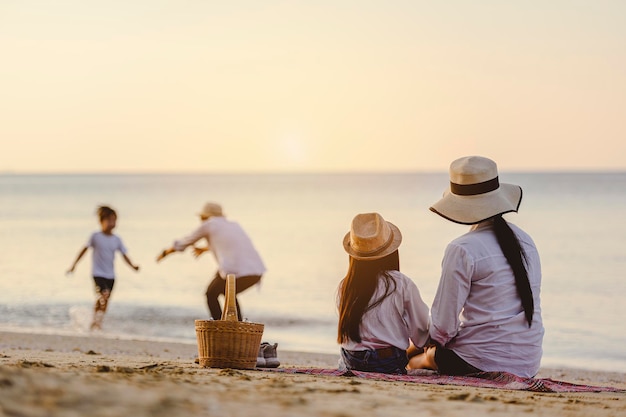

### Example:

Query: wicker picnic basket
xmin=195 ymin=274 xmax=264 ymax=369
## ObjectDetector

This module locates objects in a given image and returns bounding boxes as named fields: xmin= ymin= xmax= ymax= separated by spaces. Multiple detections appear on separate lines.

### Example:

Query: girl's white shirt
xmin=341 ymin=270 xmax=430 ymax=351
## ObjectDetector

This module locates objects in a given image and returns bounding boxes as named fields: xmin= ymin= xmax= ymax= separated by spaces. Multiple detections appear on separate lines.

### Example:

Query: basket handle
xmin=221 ymin=274 xmax=239 ymax=321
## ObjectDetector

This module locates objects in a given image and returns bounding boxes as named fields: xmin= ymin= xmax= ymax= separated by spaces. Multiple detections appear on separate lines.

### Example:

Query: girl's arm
xmin=405 ymin=280 xmax=431 ymax=348
xmin=122 ymin=254 xmax=140 ymax=271
xmin=67 ymin=247 xmax=88 ymax=275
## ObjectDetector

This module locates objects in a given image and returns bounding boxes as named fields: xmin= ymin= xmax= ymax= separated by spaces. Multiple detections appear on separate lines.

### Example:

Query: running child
xmin=67 ymin=205 xmax=140 ymax=330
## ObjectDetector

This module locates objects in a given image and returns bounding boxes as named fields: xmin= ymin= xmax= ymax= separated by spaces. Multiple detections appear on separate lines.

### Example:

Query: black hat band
xmin=450 ymin=177 xmax=500 ymax=196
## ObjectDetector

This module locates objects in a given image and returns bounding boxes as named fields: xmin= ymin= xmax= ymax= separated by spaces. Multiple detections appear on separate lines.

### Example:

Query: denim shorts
xmin=340 ymin=346 xmax=408 ymax=374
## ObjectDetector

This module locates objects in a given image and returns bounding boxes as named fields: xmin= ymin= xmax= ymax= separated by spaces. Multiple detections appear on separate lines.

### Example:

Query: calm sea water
xmin=1 ymin=172 xmax=625 ymax=373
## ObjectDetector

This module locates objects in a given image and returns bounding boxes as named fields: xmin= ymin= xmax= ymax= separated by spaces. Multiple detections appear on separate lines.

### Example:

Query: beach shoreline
xmin=1 ymin=330 xmax=624 ymax=416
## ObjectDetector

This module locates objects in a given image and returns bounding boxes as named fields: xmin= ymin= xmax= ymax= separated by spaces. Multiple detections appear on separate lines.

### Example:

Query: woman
xmin=409 ymin=156 xmax=544 ymax=378
xmin=338 ymin=212 xmax=430 ymax=374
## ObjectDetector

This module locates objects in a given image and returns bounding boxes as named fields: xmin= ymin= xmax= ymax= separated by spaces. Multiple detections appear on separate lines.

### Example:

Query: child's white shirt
xmin=87 ymin=231 xmax=127 ymax=279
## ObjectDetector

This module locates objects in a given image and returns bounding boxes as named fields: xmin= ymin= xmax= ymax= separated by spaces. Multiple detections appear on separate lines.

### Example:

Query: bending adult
xmin=409 ymin=156 xmax=544 ymax=378
xmin=157 ymin=202 xmax=266 ymax=320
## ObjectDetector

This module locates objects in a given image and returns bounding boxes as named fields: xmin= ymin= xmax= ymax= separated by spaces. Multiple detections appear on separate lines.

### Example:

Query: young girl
xmin=67 ymin=205 xmax=140 ymax=330
xmin=337 ymin=212 xmax=429 ymax=374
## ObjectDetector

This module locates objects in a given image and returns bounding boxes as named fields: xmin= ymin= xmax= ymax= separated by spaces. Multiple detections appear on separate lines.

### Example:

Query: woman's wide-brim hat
xmin=430 ymin=156 xmax=523 ymax=225
xmin=343 ymin=212 xmax=402 ymax=260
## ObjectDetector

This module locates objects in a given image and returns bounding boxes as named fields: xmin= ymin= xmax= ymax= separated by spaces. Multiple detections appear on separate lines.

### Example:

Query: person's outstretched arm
xmin=122 ymin=254 xmax=140 ymax=271
xmin=67 ymin=246 xmax=88 ymax=275
xmin=156 ymin=247 xmax=176 ymax=262
xmin=157 ymin=223 xmax=209 ymax=262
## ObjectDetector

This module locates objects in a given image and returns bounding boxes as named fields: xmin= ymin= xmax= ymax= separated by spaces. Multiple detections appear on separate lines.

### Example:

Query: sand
xmin=0 ymin=330 xmax=624 ymax=417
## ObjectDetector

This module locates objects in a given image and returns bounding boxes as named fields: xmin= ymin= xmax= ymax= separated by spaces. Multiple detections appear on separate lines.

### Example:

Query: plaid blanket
xmin=258 ymin=368 xmax=624 ymax=393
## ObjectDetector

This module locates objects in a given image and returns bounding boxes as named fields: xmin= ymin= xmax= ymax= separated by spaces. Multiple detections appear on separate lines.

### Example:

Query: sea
xmin=1 ymin=172 xmax=625 ymax=373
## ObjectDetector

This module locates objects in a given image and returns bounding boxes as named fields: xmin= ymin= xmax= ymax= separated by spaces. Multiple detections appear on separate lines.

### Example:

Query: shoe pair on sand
xmin=256 ymin=342 xmax=280 ymax=368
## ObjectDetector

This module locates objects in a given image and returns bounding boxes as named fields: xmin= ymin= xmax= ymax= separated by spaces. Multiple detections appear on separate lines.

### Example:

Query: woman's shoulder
xmin=506 ymin=221 xmax=532 ymax=238
xmin=448 ymin=230 xmax=486 ymax=249
xmin=443 ymin=229 xmax=494 ymax=262
xmin=451 ymin=221 xmax=537 ymax=254
xmin=507 ymin=222 xmax=538 ymax=250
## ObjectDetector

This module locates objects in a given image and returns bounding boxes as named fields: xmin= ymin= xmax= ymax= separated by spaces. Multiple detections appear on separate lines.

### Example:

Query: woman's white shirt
xmin=430 ymin=221 xmax=545 ymax=378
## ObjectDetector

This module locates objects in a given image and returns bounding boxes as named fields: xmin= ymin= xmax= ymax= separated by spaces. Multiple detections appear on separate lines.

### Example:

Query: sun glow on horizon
xmin=275 ymin=133 xmax=310 ymax=169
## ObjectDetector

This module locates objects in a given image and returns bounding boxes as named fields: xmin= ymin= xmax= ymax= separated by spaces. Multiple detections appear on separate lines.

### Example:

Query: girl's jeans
xmin=340 ymin=346 xmax=408 ymax=374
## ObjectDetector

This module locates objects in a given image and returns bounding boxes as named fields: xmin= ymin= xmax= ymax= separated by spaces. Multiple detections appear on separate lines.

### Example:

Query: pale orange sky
xmin=1 ymin=1 xmax=625 ymax=173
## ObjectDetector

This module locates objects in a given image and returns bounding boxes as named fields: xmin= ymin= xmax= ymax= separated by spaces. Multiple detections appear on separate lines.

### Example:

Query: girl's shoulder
xmin=385 ymin=270 xmax=416 ymax=288
xmin=383 ymin=271 xmax=424 ymax=301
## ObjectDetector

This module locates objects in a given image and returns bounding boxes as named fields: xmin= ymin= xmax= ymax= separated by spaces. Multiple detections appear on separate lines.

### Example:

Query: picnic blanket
xmin=259 ymin=368 xmax=624 ymax=393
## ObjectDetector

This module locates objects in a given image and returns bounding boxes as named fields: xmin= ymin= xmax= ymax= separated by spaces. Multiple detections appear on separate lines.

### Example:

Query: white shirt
xmin=341 ymin=270 xmax=430 ymax=351
xmin=173 ymin=216 xmax=266 ymax=278
xmin=86 ymin=232 xmax=127 ymax=279
xmin=430 ymin=221 xmax=545 ymax=378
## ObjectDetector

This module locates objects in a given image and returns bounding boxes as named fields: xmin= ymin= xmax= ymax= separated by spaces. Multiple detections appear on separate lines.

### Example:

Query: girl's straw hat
xmin=430 ymin=156 xmax=522 ymax=225
xmin=343 ymin=213 xmax=402 ymax=260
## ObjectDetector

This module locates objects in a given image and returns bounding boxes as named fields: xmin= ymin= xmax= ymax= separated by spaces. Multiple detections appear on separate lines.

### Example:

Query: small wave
xmin=0 ymin=302 xmax=338 ymax=352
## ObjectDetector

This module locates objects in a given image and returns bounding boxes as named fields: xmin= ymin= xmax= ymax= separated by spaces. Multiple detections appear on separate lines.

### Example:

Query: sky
xmin=1 ymin=1 xmax=625 ymax=173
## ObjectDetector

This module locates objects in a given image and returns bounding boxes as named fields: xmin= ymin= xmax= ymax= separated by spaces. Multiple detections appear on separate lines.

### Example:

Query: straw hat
xmin=198 ymin=202 xmax=224 ymax=218
xmin=430 ymin=156 xmax=522 ymax=225
xmin=343 ymin=213 xmax=402 ymax=260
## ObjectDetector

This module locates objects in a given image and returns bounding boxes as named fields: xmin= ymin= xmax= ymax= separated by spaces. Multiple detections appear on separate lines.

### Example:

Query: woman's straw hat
xmin=198 ymin=202 xmax=224 ymax=218
xmin=430 ymin=156 xmax=522 ymax=225
xmin=343 ymin=213 xmax=402 ymax=260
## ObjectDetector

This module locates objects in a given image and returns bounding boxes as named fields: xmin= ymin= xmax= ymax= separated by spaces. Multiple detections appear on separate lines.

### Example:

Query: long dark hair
xmin=337 ymin=251 xmax=399 ymax=344
xmin=492 ymin=215 xmax=534 ymax=326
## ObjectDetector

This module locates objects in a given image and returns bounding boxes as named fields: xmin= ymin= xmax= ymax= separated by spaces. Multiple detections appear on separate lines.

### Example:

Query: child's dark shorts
xmin=93 ymin=277 xmax=115 ymax=293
